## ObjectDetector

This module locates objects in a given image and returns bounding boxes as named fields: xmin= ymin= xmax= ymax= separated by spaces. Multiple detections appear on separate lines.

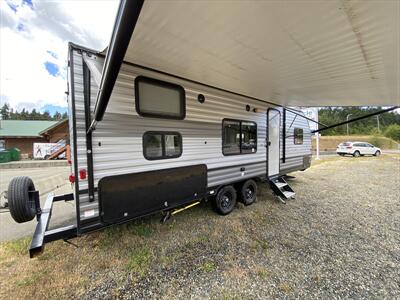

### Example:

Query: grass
xmin=200 ymin=261 xmax=216 ymax=272
xmin=127 ymin=247 xmax=153 ymax=276
xmin=127 ymin=221 xmax=155 ymax=237
xmin=256 ymin=267 xmax=269 ymax=279
xmin=0 ymin=154 xmax=398 ymax=298
xmin=0 ymin=237 xmax=31 ymax=258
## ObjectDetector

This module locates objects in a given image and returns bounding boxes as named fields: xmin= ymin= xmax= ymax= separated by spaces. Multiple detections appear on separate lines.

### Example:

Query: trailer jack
xmin=160 ymin=201 xmax=201 ymax=224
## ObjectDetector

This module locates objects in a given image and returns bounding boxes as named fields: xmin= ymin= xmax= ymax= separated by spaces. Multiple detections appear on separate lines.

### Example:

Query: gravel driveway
xmin=0 ymin=155 xmax=399 ymax=299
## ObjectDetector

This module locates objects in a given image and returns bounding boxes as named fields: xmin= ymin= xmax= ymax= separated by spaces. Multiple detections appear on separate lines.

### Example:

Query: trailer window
xmin=135 ymin=76 xmax=185 ymax=119
xmin=241 ymin=122 xmax=257 ymax=153
xmin=294 ymin=128 xmax=303 ymax=145
xmin=222 ymin=119 xmax=257 ymax=155
xmin=223 ymin=120 xmax=241 ymax=154
xmin=143 ymin=132 xmax=182 ymax=160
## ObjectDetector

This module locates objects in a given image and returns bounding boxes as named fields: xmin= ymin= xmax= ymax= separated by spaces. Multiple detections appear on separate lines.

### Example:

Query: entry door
xmin=268 ymin=109 xmax=280 ymax=177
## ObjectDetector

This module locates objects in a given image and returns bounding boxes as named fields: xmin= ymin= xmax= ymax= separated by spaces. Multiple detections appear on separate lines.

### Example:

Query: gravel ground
xmin=0 ymin=155 xmax=399 ymax=299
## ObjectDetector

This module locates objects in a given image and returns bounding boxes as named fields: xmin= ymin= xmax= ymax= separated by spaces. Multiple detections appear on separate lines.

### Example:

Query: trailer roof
xmin=124 ymin=0 xmax=399 ymax=107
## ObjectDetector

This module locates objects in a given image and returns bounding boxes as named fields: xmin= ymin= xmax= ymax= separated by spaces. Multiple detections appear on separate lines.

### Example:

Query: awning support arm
xmin=311 ymin=106 xmax=399 ymax=134
xmin=88 ymin=0 xmax=144 ymax=134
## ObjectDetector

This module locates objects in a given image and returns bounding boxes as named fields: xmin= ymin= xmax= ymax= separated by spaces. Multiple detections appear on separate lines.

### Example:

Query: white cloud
xmin=0 ymin=0 xmax=118 ymax=112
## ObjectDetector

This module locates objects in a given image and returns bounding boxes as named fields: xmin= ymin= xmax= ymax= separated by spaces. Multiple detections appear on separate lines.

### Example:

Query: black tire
xmin=374 ymin=150 xmax=381 ymax=156
xmin=7 ymin=176 xmax=37 ymax=223
xmin=239 ymin=179 xmax=257 ymax=206
xmin=353 ymin=151 xmax=360 ymax=157
xmin=214 ymin=185 xmax=237 ymax=215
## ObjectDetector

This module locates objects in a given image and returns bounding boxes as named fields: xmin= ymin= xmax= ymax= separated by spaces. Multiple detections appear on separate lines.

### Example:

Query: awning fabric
xmin=122 ymin=0 xmax=399 ymax=107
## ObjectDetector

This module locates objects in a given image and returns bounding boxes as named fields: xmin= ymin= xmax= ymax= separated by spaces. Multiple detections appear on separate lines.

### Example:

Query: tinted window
xmin=135 ymin=76 xmax=185 ymax=119
xmin=223 ymin=120 xmax=241 ymax=155
xmin=241 ymin=122 xmax=257 ymax=153
xmin=294 ymin=128 xmax=303 ymax=145
xmin=222 ymin=119 xmax=257 ymax=155
xmin=165 ymin=134 xmax=181 ymax=157
xmin=143 ymin=132 xmax=182 ymax=160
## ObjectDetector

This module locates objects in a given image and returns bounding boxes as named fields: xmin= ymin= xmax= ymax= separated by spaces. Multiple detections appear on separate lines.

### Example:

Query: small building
xmin=0 ymin=119 xmax=68 ymax=158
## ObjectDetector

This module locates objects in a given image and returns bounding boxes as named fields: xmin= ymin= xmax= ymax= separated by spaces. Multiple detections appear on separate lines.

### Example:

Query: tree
xmin=53 ymin=112 xmax=62 ymax=120
xmin=318 ymin=107 xmax=400 ymax=136
xmin=0 ymin=103 xmax=10 ymax=120
xmin=42 ymin=111 xmax=51 ymax=120
xmin=30 ymin=108 xmax=39 ymax=120
xmin=384 ymin=124 xmax=400 ymax=142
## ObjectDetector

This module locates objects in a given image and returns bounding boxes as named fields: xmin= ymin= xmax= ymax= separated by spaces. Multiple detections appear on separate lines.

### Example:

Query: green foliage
xmin=0 ymin=103 xmax=67 ymax=121
xmin=368 ymin=136 xmax=384 ymax=148
xmin=318 ymin=107 xmax=400 ymax=136
xmin=127 ymin=221 xmax=154 ymax=237
xmin=384 ymin=124 xmax=400 ymax=142
xmin=200 ymin=261 xmax=216 ymax=272
xmin=127 ymin=247 xmax=152 ymax=275
xmin=1 ymin=237 xmax=31 ymax=258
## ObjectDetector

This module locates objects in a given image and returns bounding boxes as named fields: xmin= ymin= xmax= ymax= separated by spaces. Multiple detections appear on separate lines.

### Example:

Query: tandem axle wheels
xmin=213 ymin=179 xmax=258 ymax=216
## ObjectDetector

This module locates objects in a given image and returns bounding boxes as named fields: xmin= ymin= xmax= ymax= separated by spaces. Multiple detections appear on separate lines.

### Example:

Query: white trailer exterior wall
xmin=68 ymin=47 xmax=311 ymax=223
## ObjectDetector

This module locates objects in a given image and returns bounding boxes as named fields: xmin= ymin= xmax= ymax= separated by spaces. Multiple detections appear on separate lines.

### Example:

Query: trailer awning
xmin=91 ymin=0 xmax=399 ymax=126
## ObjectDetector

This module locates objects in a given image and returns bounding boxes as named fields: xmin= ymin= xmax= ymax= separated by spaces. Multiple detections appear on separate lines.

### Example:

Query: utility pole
xmin=346 ymin=114 xmax=352 ymax=136
xmin=376 ymin=115 xmax=380 ymax=132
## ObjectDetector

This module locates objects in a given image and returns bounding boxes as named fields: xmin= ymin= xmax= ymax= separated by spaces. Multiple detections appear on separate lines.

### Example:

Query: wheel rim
xmin=355 ymin=152 xmax=360 ymax=157
xmin=245 ymin=186 xmax=254 ymax=200
xmin=221 ymin=192 xmax=232 ymax=209
xmin=28 ymin=184 xmax=35 ymax=210
xmin=376 ymin=151 xmax=380 ymax=156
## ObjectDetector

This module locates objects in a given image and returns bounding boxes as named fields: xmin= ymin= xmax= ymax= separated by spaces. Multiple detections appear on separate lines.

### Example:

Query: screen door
xmin=268 ymin=109 xmax=280 ymax=177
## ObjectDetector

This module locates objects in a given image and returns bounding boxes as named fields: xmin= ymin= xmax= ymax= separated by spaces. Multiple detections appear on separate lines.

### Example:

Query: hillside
xmin=312 ymin=135 xmax=399 ymax=151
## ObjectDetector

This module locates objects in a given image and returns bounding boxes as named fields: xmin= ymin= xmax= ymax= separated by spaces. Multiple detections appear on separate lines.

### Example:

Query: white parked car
xmin=336 ymin=142 xmax=381 ymax=157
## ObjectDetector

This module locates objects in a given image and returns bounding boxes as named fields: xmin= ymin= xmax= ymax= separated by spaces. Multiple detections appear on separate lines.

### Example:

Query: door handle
xmin=267 ymin=141 xmax=271 ymax=146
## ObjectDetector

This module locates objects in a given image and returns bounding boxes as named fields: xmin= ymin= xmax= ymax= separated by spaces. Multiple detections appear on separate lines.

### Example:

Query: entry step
xmin=275 ymin=182 xmax=287 ymax=189
xmin=283 ymin=191 xmax=295 ymax=199
xmin=269 ymin=176 xmax=296 ymax=204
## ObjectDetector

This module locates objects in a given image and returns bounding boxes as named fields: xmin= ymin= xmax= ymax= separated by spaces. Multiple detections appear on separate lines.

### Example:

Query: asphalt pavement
xmin=0 ymin=166 xmax=76 ymax=242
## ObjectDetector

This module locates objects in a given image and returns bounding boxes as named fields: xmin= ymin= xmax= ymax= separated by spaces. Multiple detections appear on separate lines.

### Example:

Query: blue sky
xmin=0 ymin=0 xmax=118 ymax=114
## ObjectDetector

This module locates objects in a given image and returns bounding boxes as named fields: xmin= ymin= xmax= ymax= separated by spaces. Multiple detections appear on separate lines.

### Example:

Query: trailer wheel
xmin=214 ymin=185 xmax=237 ymax=215
xmin=239 ymin=179 xmax=257 ymax=206
xmin=7 ymin=176 xmax=37 ymax=223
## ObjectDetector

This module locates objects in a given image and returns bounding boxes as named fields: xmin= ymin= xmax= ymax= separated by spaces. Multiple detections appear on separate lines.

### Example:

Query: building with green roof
xmin=0 ymin=120 xmax=68 ymax=158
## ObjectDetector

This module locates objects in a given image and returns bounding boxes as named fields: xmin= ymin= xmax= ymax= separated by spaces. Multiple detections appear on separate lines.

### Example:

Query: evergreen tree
xmin=0 ymin=103 xmax=10 ymax=120
xmin=53 ymin=112 xmax=62 ymax=120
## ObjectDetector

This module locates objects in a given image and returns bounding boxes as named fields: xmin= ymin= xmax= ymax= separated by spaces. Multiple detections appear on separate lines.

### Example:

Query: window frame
xmin=134 ymin=76 xmax=186 ymax=120
xmin=143 ymin=131 xmax=183 ymax=160
xmin=222 ymin=118 xmax=257 ymax=156
xmin=294 ymin=128 xmax=304 ymax=145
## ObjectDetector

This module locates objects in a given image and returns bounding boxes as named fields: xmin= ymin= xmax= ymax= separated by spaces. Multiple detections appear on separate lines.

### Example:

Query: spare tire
xmin=8 ymin=176 xmax=37 ymax=223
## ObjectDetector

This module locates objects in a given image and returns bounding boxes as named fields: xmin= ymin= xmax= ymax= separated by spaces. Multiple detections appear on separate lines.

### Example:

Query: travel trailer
xmin=6 ymin=0 xmax=398 ymax=257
